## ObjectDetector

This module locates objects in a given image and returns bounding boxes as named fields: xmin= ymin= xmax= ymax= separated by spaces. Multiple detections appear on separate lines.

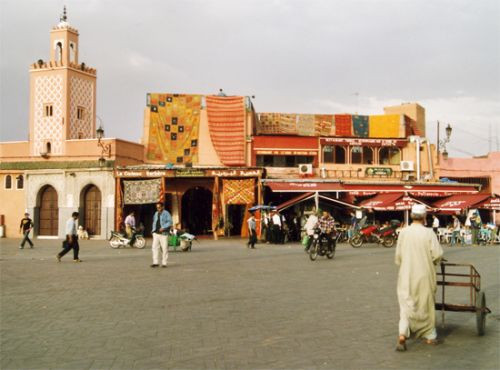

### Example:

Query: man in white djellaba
xmin=395 ymin=204 xmax=443 ymax=351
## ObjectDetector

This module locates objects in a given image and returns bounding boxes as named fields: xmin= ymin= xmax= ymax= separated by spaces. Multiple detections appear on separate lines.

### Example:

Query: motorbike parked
xmin=349 ymin=220 xmax=400 ymax=248
xmin=109 ymin=227 xmax=146 ymax=249
xmin=309 ymin=227 xmax=336 ymax=261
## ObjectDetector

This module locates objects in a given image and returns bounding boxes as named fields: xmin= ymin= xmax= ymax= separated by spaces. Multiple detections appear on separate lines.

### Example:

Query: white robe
xmin=395 ymin=223 xmax=443 ymax=339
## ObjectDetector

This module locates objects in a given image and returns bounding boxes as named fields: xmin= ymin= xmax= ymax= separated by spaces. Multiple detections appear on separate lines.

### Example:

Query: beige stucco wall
xmin=384 ymin=103 xmax=425 ymax=136
xmin=0 ymin=172 xmax=27 ymax=238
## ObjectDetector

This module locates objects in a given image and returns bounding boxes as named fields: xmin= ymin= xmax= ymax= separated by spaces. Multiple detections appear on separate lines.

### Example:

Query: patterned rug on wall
xmin=222 ymin=179 xmax=255 ymax=205
xmin=334 ymin=114 xmax=353 ymax=136
xmin=123 ymin=178 xmax=162 ymax=204
xmin=146 ymin=93 xmax=202 ymax=164
xmin=206 ymin=96 xmax=246 ymax=166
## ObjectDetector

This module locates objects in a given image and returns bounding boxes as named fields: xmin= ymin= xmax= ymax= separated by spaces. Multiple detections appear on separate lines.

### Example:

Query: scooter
xmin=308 ymin=227 xmax=336 ymax=261
xmin=349 ymin=220 xmax=400 ymax=248
xmin=109 ymin=228 xmax=146 ymax=249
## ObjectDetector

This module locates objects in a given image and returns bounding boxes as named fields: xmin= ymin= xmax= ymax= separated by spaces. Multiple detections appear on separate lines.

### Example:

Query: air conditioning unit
xmin=298 ymin=164 xmax=313 ymax=175
xmin=400 ymin=161 xmax=414 ymax=171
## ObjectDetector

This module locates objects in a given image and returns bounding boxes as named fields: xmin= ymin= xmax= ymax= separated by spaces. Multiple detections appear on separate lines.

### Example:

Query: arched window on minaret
xmin=55 ymin=42 xmax=63 ymax=63
xmin=69 ymin=42 xmax=76 ymax=63
xmin=46 ymin=142 xmax=52 ymax=154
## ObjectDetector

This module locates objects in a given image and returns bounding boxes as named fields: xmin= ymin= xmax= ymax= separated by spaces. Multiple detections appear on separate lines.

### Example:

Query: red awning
xmin=343 ymin=183 xmax=478 ymax=197
xmin=471 ymin=196 xmax=500 ymax=211
xmin=276 ymin=192 xmax=315 ymax=211
xmin=359 ymin=193 xmax=432 ymax=211
xmin=432 ymin=194 xmax=491 ymax=213
xmin=265 ymin=181 xmax=343 ymax=192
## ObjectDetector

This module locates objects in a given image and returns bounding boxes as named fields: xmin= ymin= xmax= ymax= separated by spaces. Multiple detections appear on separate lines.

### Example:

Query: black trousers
xmin=58 ymin=237 xmax=79 ymax=260
xmin=21 ymin=231 xmax=34 ymax=247
xmin=248 ymin=229 xmax=257 ymax=248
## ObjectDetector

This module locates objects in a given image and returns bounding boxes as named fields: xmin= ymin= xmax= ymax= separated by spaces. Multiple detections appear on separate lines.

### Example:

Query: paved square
xmin=1 ymin=238 xmax=498 ymax=369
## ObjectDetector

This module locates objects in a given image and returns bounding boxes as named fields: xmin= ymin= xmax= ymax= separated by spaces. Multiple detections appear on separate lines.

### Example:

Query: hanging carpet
xmin=206 ymin=96 xmax=246 ymax=166
xmin=123 ymin=178 xmax=162 ymax=205
xmin=352 ymin=115 xmax=369 ymax=137
xmin=334 ymin=114 xmax=352 ymax=136
xmin=296 ymin=114 xmax=316 ymax=136
xmin=369 ymin=114 xmax=402 ymax=138
xmin=146 ymin=93 xmax=202 ymax=164
xmin=315 ymin=114 xmax=335 ymax=136
xmin=222 ymin=179 xmax=255 ymax=205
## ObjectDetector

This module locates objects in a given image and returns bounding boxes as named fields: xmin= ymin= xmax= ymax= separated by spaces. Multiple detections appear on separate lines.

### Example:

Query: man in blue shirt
xmin=151 ymin=202 xmax=172 ymax=268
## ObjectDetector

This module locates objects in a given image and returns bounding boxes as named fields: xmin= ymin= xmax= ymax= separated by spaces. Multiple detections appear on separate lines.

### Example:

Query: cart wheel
xmin=476 ymin=291 xmax=486 ymax=336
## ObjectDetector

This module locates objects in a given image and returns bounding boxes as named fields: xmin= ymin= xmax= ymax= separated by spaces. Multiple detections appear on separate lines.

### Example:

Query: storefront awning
xmin=276 ymin=192 xmax=315 ymax=211
xmin=318 ymin=194 xmax=360 ymax=209
xmin=471 ymin=196 xmax=500 ymax=211
xmin=343 ymin=183 xmax=478 ymax=197
xmin=358 ymin=193 xmax=432 ymax=211
xmin=432 ymin=194 xmax=491 ymax=213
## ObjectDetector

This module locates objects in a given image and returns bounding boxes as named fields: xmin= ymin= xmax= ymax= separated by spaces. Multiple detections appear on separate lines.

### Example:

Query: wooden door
xmin=39 ymin=186 xmax=58 ymax=235
xmin=84 ymin=185 xmax=101 ymax=236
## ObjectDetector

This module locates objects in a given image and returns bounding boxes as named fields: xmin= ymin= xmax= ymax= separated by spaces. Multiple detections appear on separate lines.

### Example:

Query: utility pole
xmin=437 ymin=121 xmax=440 ymax=165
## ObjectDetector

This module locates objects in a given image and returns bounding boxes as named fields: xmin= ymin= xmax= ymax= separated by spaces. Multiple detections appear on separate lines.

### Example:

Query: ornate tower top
xmin=60 ymin=5 xmax=67 ymax=22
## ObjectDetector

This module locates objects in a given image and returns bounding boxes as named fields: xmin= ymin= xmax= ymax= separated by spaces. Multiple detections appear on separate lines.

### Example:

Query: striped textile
xmin=206 ymin=96 xmax=246 ymax=166
xmin=334 ymin=114 xmax=352 ymax=136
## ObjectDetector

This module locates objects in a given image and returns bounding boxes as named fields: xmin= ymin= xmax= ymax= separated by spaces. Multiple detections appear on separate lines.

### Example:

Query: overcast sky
xmin=1 ymin=0 xmax=499 ymax=157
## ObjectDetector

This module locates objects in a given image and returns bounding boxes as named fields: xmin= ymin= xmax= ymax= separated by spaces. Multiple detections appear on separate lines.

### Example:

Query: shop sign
xmin=208 ymin=169 xmax=261 ymax=177
xmin=365 ymin=167 xmax=393 ymax=176
xmin=174 ymin=168 xmax=206 ymax=177
xmin=255 ymin=150 xmax=318 ymax=155
xmin=320 ymin=137 xmax=407 ymax=147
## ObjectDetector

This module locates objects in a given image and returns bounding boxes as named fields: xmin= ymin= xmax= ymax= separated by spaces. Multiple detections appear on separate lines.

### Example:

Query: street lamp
xmin=437 ymin=121 xmax=452 ymax=161
xmin=96 ymin=115 xmax=111 ymax=166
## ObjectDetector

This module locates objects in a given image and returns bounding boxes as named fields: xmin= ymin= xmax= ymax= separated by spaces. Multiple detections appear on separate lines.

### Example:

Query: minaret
xmin=29 ymin=7 xmax=97 ymax=156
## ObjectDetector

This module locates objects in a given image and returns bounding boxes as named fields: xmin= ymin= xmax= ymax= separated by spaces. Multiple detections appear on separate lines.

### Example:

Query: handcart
xmin=435 ymin=262 xmax=491 ymax=335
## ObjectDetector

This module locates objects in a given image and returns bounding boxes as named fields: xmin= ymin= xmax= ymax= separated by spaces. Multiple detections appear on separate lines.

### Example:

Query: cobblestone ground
xmin=1 ymin=237 xmax=498 ymax=370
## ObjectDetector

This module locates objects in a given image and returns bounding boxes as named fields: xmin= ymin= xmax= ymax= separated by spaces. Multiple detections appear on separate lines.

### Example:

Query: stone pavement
xmin=1 ymin=237 xmax=498 ymax=370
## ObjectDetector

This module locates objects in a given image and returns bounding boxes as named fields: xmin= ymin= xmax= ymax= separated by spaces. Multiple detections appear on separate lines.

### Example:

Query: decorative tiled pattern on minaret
xmin=69 ymin=76 xmax=94 ymax=139
xmin=34 ymin=75 xmax=64 ymax=155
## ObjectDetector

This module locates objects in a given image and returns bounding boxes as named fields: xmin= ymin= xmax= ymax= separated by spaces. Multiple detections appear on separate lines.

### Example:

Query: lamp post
xmin=437 ymin=121 xmax=452 ymax=163
xmin=96 ymin=116 xmax=111 ymax=166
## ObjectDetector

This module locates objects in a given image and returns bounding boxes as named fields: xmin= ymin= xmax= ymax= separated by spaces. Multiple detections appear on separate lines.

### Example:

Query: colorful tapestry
xmin=297 ymin=114 xmax=316 ymax=136
xmin=352 ymin=115 xmax=369 ymax=137
xmin=123 ymin=178 xmax=162 ymax=205
xmin=334 ymin=114 xmax=352 ymax=136
xmin=222 ymin=179 xmax=255 ymax=205
xmin=206 ymin=96 xmax=246 ymax=166
xmin=369 ymin=114 xmax=402 ymax=138
xmin=212 ymin=177 xmax=222 ymax=235
xmin=315 ymin=114 xmax=334 ymax=136
xmin=280 ymin=113 xmax=298 ymax=135
xmin=256 ymin=113 xmax=280 ymax=134
xmin=145 ymin=93 xmax=202 ymax=164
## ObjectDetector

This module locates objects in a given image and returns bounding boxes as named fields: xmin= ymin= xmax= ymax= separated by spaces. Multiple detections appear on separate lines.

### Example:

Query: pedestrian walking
xmin=395 ymin=204 xmax=443 ymax=351
xmin=247 ymin=212 xmax=257 ymax=249
xmin=56 ymin=212 xmax=82 ymax=262
xmin=271 ymin=211 xmax=282 ymax=244
xmin=19 ymin=212 xmax=34 ymax=249
xmin=151 ymin=202 xmax=172 ymax=268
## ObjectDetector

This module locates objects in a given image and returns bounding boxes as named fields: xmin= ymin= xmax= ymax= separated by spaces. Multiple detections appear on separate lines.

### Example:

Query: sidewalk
xmin=1 ymin=238 xmax=498 ymax=369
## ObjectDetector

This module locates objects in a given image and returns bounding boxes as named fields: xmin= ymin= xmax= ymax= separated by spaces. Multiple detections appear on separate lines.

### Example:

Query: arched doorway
xmin=83 ymin=185 xmax=101 ymax=236
xmin=39 ymin=185 xmax=58 ymax=236
xmin=181 ymin=187 xmax=212 ymax=235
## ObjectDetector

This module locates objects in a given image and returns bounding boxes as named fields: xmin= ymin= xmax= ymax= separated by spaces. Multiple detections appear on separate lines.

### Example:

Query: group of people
xmin=431 ymin=212 xmax=498 ymax=246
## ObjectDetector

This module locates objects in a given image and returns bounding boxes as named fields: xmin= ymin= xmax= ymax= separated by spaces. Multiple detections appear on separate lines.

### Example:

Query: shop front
xmin=115 ymin=166 xmax=263 ymax=238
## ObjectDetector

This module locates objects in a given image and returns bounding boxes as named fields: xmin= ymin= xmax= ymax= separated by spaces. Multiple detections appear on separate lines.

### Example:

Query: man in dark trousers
xmin=19 ymin=212 xmax=34 ymax=249
xmin=247 ymin=211 xmax=257 ymax=249
xmin=56 ymin=212 xmax=82 ymax=262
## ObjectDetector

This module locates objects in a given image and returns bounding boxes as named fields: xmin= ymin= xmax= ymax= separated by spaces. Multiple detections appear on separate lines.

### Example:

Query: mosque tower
xmin=29 ymin=6 xmax=97 ymax=157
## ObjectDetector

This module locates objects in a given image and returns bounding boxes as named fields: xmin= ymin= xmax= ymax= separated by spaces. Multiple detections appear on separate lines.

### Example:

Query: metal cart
xmin=435 ymin=262 xmax=491 ymax=335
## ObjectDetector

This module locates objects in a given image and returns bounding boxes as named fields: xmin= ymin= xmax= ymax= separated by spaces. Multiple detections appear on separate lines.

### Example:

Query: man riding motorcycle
xmin=317 ymin=210 xmax=336 ymax=250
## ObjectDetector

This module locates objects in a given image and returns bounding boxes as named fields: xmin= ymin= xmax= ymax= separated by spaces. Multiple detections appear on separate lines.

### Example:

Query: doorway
xmin=39 ymin=185 xmax=58 ymax=236
xmin=83 ymin=185 xmax=101 ymax=236
xmin=181 ymin=187 xmax=212 ymax=235
xmin=227 ymin=204 xmax=245 ymax=236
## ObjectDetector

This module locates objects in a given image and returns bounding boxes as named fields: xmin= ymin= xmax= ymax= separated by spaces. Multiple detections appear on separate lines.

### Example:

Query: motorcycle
xmin=109 ymin=227 xmax=146 ymax=249
xmin=349 ymin=220 xmax=400 ymax=248
xmin=309 ymin=227 xmax=336 ymax=261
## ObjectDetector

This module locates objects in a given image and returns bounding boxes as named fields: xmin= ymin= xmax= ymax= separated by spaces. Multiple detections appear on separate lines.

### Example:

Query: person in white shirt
xmin=451 ymin=215 xmax=461 ymax=246
xmin=303 ymin=212 xmax=319 ymax=251
xmin=56 ymin=212 xmax=82 ymax=262
xmin=271 ymin=211 xmax=283 ymax=244
xmin=432 ymin=215 xmax=440 ymax=235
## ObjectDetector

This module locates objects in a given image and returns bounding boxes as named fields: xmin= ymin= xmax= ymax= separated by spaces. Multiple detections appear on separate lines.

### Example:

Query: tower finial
xmin=60 ymin=5 xmax=67 ymax=22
